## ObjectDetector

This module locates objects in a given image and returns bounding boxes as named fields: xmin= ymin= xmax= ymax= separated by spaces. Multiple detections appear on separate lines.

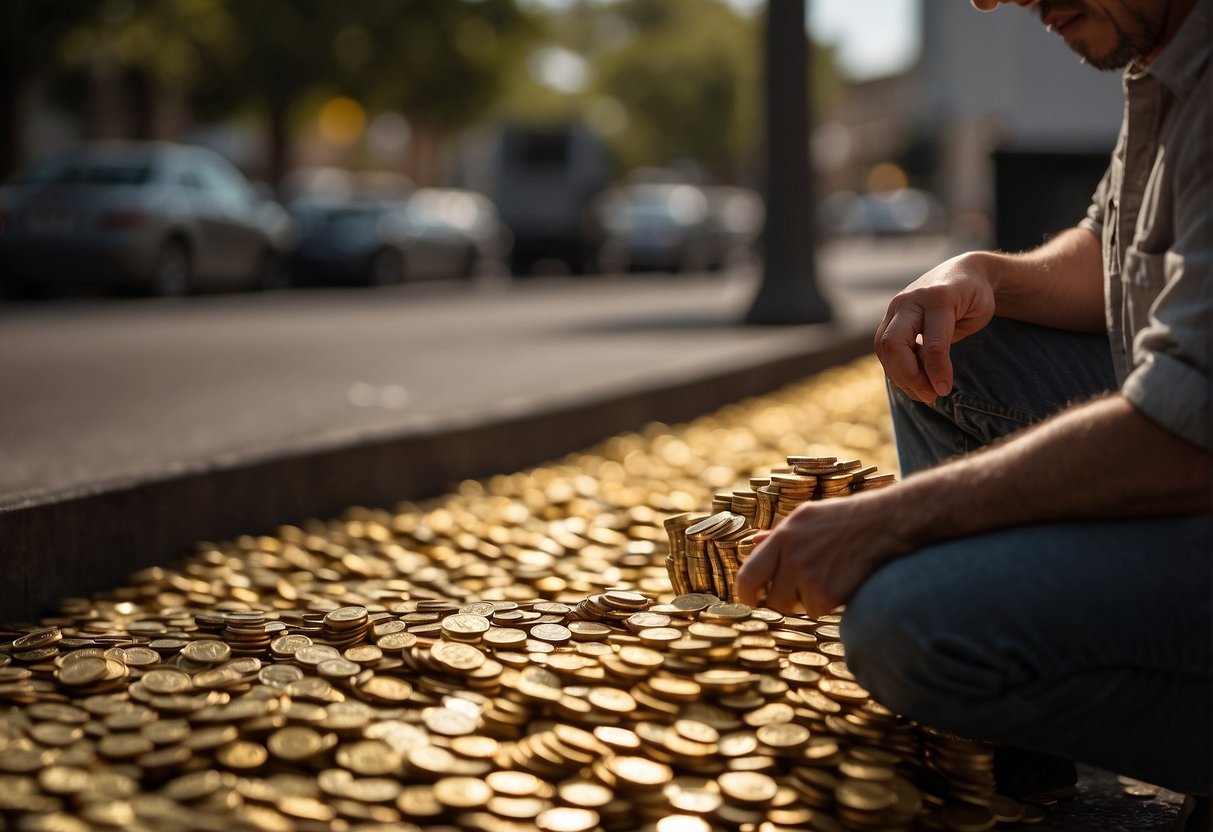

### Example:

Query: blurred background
xmin=0 ymin=0 xmax=1124 ymax=295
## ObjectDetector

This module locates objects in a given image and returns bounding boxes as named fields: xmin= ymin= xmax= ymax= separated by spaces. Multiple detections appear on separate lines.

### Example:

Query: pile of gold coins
xmin=663 ymin=455 xmax=895 ymax=600
xmin=0 ymin=358 xmax=1047 ymax=832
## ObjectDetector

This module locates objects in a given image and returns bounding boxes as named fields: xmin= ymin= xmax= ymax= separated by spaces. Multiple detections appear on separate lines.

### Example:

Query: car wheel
xmin=255 ymin=250 xmax=289 ymax=291
xmin=676 ymin=240 xmax=710 ymax=274
xmin=368 ymin=248 xmax=405 ymax=286
xmin=153 ymin=240 xmax=191 ymax=297
xmin=459 ymin=246 xmax=480 ymax=279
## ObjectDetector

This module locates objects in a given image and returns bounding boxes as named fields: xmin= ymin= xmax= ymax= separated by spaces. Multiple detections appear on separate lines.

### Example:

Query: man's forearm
xmin=889 ymin=394 xmax=1211 ymax=547
xmin=981 ymin=226 xmax=1106 ymax=333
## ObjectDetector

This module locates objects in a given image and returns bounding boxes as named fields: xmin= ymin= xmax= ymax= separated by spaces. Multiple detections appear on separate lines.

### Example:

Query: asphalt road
xmin=0 ymin=238 xmax=956 ymax=509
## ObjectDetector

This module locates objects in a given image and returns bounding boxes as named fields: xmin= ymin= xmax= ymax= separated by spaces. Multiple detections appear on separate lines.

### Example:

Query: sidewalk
xmin=0 ymin=238 xmax=954 ymax=619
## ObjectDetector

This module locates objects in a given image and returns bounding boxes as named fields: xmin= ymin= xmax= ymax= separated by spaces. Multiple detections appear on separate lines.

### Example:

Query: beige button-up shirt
xmin=1079 ymin=0 xmax=1211 ymax=449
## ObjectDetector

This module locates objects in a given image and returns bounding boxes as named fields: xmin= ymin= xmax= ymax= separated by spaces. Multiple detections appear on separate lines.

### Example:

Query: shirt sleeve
xmin=1121 ymin=113 xmax=1212 ymax=449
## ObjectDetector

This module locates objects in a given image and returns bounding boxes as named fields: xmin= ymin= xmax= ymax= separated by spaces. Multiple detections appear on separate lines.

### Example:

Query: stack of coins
xmin=322 ymin=606 xmax=372 ymax=648
xmin=666 ymin=454 xmax=896 ymax=602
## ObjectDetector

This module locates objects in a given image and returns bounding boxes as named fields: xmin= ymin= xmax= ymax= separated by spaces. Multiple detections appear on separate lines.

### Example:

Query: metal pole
xmin=746 ymin=0 xmax=832 ymax=325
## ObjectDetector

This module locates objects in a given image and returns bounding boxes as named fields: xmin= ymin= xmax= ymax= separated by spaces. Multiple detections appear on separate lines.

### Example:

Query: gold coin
xmin=486 ymin=770 xmax=545 ymax=797
xmin=567 ymin=621 xmax=611 ymax=641
xmin=655 ymin=815 xmax=713 ymax=832
xmin=324 ymin=606 xmax=369 ymax=625
xmin=818 ymin=678 xmax=870 ymax=701
xmin=637 ymin=627 xmax=682 ymax=645
xmin=336 ymin=740 xmax=401 ymax=776
xmin=604 ymin=590 xmax=649 ymax=607
xmin=375 ymin=631 xmax=418 ymax=652
xmin=270 ymin=634 xmax=313 ymax=656
xmin=317 ymin=658 xmax=361 ymax=679
xmin=608 ymin=756 xmax=671 ymax=789
xmin=942 ymin=803 xmax=997 ymax=831
xmin=586 ymin=687 xmax=637 ymax=714
xmin=29 ymin=722 xmax=83 ymax=747
xmin=141 ymin=668 xmax=192 ymax=694
xmin=216 ymin=740 xmax=268 ymax=771
xmin=423 ymin=706 xmax=477 ymax=737
xmin=990 ymin=794 xmax=1026 ymax=822
xmin=673 ymin=720 xmax=720 ymax=744
xmin=57 ymin=657 xmax=109 ymax=686
xmin=441 ymin=613 xmax=491 ymax=638
xmin=1122 ymin=782 xmax=1162 ymax=798
xmin=12 ymin=627 xmax=63 ymax=651
xmin=671 ymin=594 xmax=719 ymax=612
xmin=396 ymin=785 xmax=444 ymax=819
xmin=433 ymin=776 xmax=491 ymax=810
xmin=430 ymin=641 xmax=486 ymax=672
xmin=258 ymin=664 xmax=304 ymax=688
xmin=180 ymin=640 xmax=231 ymax=665
xmin=38 ymin=767 xmax=92 ymax=796
xmin=536 ymin=807 xmax=600 ymax=832
xmin=267 ymin=727 xmax=325 ymax=762
xmin=756 ymin=722 xmax=810 ymax=751
xmin=703 ymin=603 xmax=751 ymax=620
xmin=97 ymin=733 xmax=153 ymax=760
xmin=295 ymin=645 xmax=342 ymax=666
xmin=557 ymin=778 xmax=614 ymax=809
xmin=530 ymin=623 xmax=572 ymax=645
xmin=359 ymin=675 xmax=413 ymax=703
xmin=835 ymin=777 xmax=895 ymax=812
xmin=718 ymin=771 xmax=778 ymax=805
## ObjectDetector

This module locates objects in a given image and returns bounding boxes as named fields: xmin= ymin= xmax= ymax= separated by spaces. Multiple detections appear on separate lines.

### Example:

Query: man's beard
xmin=1036 ymin=0 xmax=1164 ymax=70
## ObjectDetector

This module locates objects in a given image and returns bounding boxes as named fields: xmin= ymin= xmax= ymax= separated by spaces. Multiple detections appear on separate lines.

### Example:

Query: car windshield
xmin=18 ymin=159 xmax=155 ymax=186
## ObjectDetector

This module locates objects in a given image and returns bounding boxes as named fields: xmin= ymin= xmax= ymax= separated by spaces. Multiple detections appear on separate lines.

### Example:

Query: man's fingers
xmin=764 ymin=571 xmax=803 ymax=615
xmin=879 ymin=310 xmax=938 ymax=403
xmin=919 ymin=310 xmax=957 ymax=398
xmin=735 ymin=538 xmax=779 ymax=606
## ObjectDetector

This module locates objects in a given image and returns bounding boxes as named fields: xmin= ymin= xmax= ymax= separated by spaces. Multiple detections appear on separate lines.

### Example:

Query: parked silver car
xmin=0 ymin=141 xmax=293 ymax=297
xmin=599 ymin=183 xmax=716 ymax=273
xmin=289 ymin=189 xmax=507 ymax=286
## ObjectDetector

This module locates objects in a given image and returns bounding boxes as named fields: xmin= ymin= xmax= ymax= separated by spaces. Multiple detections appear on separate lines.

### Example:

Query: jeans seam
xmin=945 ymin=393 xmax=1037 ymax=439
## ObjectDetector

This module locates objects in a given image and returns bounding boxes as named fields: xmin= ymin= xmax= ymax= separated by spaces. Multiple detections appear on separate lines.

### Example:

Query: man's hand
xmin=875 ymin=252 xmax=997 ymax=405
xmin=734 ymin=492 xmax=912 ymax=617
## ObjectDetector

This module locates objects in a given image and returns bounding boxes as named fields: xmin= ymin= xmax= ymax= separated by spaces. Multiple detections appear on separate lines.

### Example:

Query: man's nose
xmin=971 ymin=0 xmax=1040 ymax=10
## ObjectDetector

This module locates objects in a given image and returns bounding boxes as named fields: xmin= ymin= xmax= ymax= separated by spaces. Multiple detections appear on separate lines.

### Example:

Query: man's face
xmin=972 ymin=0 xmax=1167 ymax=70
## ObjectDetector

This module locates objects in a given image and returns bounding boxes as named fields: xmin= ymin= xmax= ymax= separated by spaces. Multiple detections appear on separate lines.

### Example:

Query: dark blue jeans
xmin=841 ymin=317 xmax=1212 ymax=795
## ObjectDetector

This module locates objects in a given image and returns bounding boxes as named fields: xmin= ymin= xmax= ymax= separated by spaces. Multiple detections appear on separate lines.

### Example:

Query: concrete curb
xmin=1 ymin=332 xmax=873 ymax=621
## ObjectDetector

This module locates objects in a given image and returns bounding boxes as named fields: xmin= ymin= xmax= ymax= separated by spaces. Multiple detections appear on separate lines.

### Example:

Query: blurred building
xmin=818 ymin=4 xmax=1123 ymax=248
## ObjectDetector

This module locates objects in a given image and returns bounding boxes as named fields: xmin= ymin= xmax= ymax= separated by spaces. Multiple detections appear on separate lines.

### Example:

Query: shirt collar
xmin=1133 ymin=0 xmax=1211 ymax=96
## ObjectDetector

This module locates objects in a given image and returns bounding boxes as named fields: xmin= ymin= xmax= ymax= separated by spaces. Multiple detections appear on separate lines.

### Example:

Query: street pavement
xmin=0 ymin=237 xmax=955 ymax=510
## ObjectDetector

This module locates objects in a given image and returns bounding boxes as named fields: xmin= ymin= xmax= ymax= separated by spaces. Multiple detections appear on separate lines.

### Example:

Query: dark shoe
xmin=1178 ymin=795 xmax=1210 ymax=832
xmin=993 ymin=747 xmax=1078 ymax=800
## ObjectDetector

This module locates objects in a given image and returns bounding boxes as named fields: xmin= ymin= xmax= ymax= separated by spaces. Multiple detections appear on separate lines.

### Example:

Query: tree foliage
xmin=4 ymin=0 xmax=843 ymax=185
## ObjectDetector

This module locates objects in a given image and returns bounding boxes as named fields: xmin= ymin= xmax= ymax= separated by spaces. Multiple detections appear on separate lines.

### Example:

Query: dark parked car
xmin=0 ymin=141 xmax=293 ymax=296
xmin=289 ymin=189 xmax=507 ymax=286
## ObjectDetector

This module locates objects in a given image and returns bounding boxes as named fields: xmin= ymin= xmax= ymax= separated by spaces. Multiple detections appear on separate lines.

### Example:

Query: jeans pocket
xmin=946 ymin=394 xmax=1037 ymax=446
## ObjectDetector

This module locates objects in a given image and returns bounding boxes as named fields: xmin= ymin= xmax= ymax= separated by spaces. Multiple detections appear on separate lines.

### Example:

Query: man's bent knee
xmin=841 ymin=552 xmax=1013 ymax=732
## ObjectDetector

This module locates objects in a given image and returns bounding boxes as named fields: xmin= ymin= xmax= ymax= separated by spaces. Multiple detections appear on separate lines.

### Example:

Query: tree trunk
xmin=266 ymin=97 xmax=291 ymax=186
xmin=0 ymin=55 xmax=18 ymax=181
xmin=124 ymin=67 xmax=155 ymax=140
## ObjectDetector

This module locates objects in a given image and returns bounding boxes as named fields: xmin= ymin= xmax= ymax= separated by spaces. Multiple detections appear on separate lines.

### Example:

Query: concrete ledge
xmin=0 ymin=333 xmax=873 ymax=621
